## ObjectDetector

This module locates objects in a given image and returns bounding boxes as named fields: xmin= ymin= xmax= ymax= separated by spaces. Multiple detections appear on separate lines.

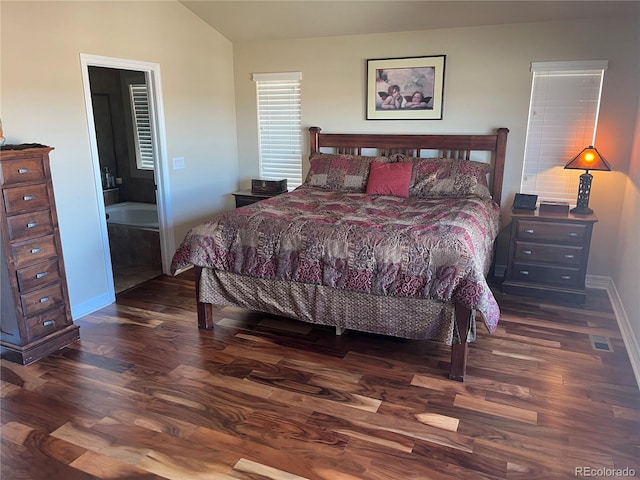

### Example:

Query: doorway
xmin=80 ymin=54 xmax=174 ymax=299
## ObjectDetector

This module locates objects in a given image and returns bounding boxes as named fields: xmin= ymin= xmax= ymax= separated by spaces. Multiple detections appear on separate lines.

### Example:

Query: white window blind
xmin=129 ymin=84 xmax=155 ymax=171
xmin=253 ymin=72 xmax=302 ymax=188
xmin=521 ymin=61 xmax=607 ymax=203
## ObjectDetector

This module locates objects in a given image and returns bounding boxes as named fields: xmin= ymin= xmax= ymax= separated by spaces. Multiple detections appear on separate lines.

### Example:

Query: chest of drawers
xmin=0 ymin=146 xmax=79 ymax=364
xmin=502 ymin=209 xmax=597 ymax=304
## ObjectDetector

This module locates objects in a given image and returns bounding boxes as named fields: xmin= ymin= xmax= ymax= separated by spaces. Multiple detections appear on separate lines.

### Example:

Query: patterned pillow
xmin=303 ymin=152 xmax=390 ymax=191
xmin=393 ymin=155 xmax=492 ymax=199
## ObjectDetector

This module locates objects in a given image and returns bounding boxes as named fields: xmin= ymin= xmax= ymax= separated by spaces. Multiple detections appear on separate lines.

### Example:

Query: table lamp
xmin=564 ymin=146 xmax=611 ymax=215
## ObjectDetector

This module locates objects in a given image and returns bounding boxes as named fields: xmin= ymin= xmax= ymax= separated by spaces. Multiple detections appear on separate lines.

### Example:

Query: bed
xmin=171 ymin=127 xmax=509 ymax=381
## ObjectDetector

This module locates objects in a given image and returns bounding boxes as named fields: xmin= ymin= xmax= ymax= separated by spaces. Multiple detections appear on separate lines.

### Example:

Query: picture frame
xmin=366 ymin=55 xmax=446 ymax=120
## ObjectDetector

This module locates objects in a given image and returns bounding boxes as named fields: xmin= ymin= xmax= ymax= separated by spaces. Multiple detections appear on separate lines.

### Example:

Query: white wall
xmin=614 ymin=98 xmax=640 ymax=379
xmin=232 ymin=16 xmax=639 ymax=280
xmin=1 ymin=1 xmax=238 ymax=316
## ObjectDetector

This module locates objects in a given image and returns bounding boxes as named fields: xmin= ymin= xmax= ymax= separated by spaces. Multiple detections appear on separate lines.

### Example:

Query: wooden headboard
xmin=308 ymin=127 xmax=509 ymax=205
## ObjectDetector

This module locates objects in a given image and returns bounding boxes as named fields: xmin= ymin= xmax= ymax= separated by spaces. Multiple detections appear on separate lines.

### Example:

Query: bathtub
xmin=105 ymin=202 xmax=159 ymax=231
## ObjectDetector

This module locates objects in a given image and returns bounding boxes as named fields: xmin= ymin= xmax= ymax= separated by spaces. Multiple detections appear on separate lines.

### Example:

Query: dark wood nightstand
xmin=502 ymin=209 xmax=598 ymax=304
xmin=232 ymin=189 xmax=283 ymax=208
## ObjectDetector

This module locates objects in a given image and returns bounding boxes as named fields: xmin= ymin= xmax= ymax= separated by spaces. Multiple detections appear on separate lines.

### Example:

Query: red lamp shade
xmin=564 ymin=146 xmax=611 ymax=172
xmin=564 ymin=145 xmax=611 ymax=215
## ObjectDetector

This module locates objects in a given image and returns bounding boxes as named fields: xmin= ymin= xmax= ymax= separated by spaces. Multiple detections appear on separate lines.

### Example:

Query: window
xmin=129 ymin=84 xmax=155 ymax=171
xmin=521 ymin=61 xmax=608 ymax=203
xmin=253 ymin=72 xmax=302 ymax=188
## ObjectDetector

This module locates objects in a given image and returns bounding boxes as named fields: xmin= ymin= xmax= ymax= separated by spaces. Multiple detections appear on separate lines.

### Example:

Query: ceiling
xmin=179 ymin=0 xmax=639 ymax=43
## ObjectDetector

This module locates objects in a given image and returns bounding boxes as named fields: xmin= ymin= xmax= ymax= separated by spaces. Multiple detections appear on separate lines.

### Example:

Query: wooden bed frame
xmin=195 ymin=127 xmax=509 ymax=381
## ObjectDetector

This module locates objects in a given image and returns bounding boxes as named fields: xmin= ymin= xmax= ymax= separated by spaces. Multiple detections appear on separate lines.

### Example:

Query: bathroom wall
xmin=88 ymin=66 xmax=156 ymax=205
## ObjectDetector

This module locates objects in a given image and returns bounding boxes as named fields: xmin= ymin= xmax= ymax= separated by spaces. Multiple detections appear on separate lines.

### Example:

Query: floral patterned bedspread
xmin=171 ymin=187 xmax=501 ymax=333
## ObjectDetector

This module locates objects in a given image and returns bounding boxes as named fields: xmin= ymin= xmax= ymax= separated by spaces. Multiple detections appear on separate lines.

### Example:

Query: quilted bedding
xmin=171 ymin=186 xmax=501 ymax=333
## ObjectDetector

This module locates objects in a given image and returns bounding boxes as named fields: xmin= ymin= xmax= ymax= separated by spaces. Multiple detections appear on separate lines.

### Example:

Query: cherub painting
xmin=367 ymin=56 xmax=445 ymax=120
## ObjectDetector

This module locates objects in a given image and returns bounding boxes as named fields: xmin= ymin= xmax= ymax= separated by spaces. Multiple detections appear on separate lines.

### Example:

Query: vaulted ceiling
xmin=179 ymin=1 xmax=639 ymax=43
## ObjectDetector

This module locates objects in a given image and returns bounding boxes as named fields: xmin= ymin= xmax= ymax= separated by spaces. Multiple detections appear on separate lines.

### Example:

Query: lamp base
xmin=571 ymin=172 xmax=594 ymax=215
xmin=570 ymin=205 xmax=594 ymax=215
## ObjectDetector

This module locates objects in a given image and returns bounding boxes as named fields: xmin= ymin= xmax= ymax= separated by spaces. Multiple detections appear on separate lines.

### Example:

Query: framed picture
xmin=366 ymin=55 xmax=446 ymax=120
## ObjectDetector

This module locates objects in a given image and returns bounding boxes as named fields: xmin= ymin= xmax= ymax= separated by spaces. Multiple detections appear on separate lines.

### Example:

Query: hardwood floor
xmin=2 ymin=269 xmax=639 ymax=479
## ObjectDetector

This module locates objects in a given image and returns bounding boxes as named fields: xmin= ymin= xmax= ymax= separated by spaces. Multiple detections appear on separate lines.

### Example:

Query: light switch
xmin=173 ymin=157 xmax=185 ymax=170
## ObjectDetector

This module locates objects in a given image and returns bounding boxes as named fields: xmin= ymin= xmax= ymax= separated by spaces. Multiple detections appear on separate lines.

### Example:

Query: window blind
xmin=129 ymin=84 xmax=155 ymax=171
xmin=253 ymin=72 xmax=302 ymax=188
xmin=521 ymin=61 xmax=607 ymax=204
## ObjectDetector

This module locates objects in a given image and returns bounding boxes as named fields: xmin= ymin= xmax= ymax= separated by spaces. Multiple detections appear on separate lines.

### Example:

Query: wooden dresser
xmin=0 ymin=145 xmax=79 ymax=364
xmin=502 ymin=209 xmax=597 ymax=304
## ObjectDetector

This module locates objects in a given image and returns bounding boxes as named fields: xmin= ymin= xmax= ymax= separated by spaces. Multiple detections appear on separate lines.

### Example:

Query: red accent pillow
xmin=366 ymin=161 xmax=413 ymax=198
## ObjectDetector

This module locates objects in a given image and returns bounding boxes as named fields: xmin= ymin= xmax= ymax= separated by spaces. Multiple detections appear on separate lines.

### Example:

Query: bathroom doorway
xmin=80 ymin=54 xmax=174 ymax=298
xmin=88 ymin=66 xmax=161 ymax=293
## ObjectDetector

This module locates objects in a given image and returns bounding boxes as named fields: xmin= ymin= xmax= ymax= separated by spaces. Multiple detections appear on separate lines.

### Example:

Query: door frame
xmin=80 ymin=54 xmax=175 ymax=298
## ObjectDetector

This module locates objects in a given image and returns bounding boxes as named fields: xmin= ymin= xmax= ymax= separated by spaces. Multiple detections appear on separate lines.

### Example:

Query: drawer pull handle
xmin=568 ymin=232 xmax=578 ymax=237
xmin=524 ymin=229 xmax=534 ymax=234
xmin=31 ymin=247 xmax=41 ymax=254
xmin=18 ymin=168 xmax=30 ymax=174
xmin=561 ymin=275 xmax=572 ymax=280
xmin=27 ymin=222 xmax=38 ymax=228
xmin=564 ymin=254 xmax=575 ymax=259
xmin=43 ymin=320 xmax=54 ymax=327
xmin=23 ymin=195 xmax=35 ymax=201
xmin=522 ymin=250 xmax=532 ymax=255
xmin=519 ymin=270 xmax=529 ymax=275
xmin=39 ymin=296 xmax=50 ymax=303
xmin=36 ymin=272 xmax=48 ymax=279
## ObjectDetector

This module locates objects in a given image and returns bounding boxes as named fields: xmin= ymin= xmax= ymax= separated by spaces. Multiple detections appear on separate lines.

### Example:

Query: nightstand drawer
xmin=515 ymin=220 xmax=587 ymax=244
xmin=513 ymin=241 xmax=583 ymax=267
xmin=232 ymin=189 xmax=283 ymax=208
xmin=3 ymin=184 xmax=50 ymax=215
xmin=234 ymin=195 xmax=261 ymax=207
xmin=511 ymin=262 xmax=581 ymax=288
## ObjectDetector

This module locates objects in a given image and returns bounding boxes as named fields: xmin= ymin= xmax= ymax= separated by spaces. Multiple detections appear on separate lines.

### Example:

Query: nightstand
xmin=232 ymin=189 xmax=283 ymax=208
xmin=502 ymin=209 xmax=598 ymax=304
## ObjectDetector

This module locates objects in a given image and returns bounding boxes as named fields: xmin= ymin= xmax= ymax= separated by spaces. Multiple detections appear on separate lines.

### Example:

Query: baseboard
xmin=70 ymin=265 xmax=193 ymax=320
xmin=173 ymin=265 xmax=193 ymax=276
xmin=586 ymin=274 xmax=640 ymax=390
xmin=70 ymin=292 xmax=115 ymax=320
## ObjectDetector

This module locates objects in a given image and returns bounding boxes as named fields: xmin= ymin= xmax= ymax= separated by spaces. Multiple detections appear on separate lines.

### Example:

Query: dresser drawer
xmin=6 ymin=209 xmax=54 ymax=241
xmin=511 ymin=262 xmax=581 ymax=288
xmin=513 ymin=241 xmax=583 ymax=267
xmin=515 ymin=220 xmax=587 ymax=244
xmin=0 ymin=157 xmax=46 ymax=185
xmin=25 ymin=307 xmax=70 ymax=342
xmin=3 ymin=184 xmax=50 ymax=215
xmin=16 ymin=259 xmax=61 ymax=292
xmin=20 ymin=283 xmax=65 ymax=317
xmin=11 ymin=235 xmax=57 ymax=269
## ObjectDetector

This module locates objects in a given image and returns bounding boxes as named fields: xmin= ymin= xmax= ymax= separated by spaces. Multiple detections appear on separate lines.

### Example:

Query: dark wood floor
xmin=2 ymin=269 xmax=639 ymax=479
